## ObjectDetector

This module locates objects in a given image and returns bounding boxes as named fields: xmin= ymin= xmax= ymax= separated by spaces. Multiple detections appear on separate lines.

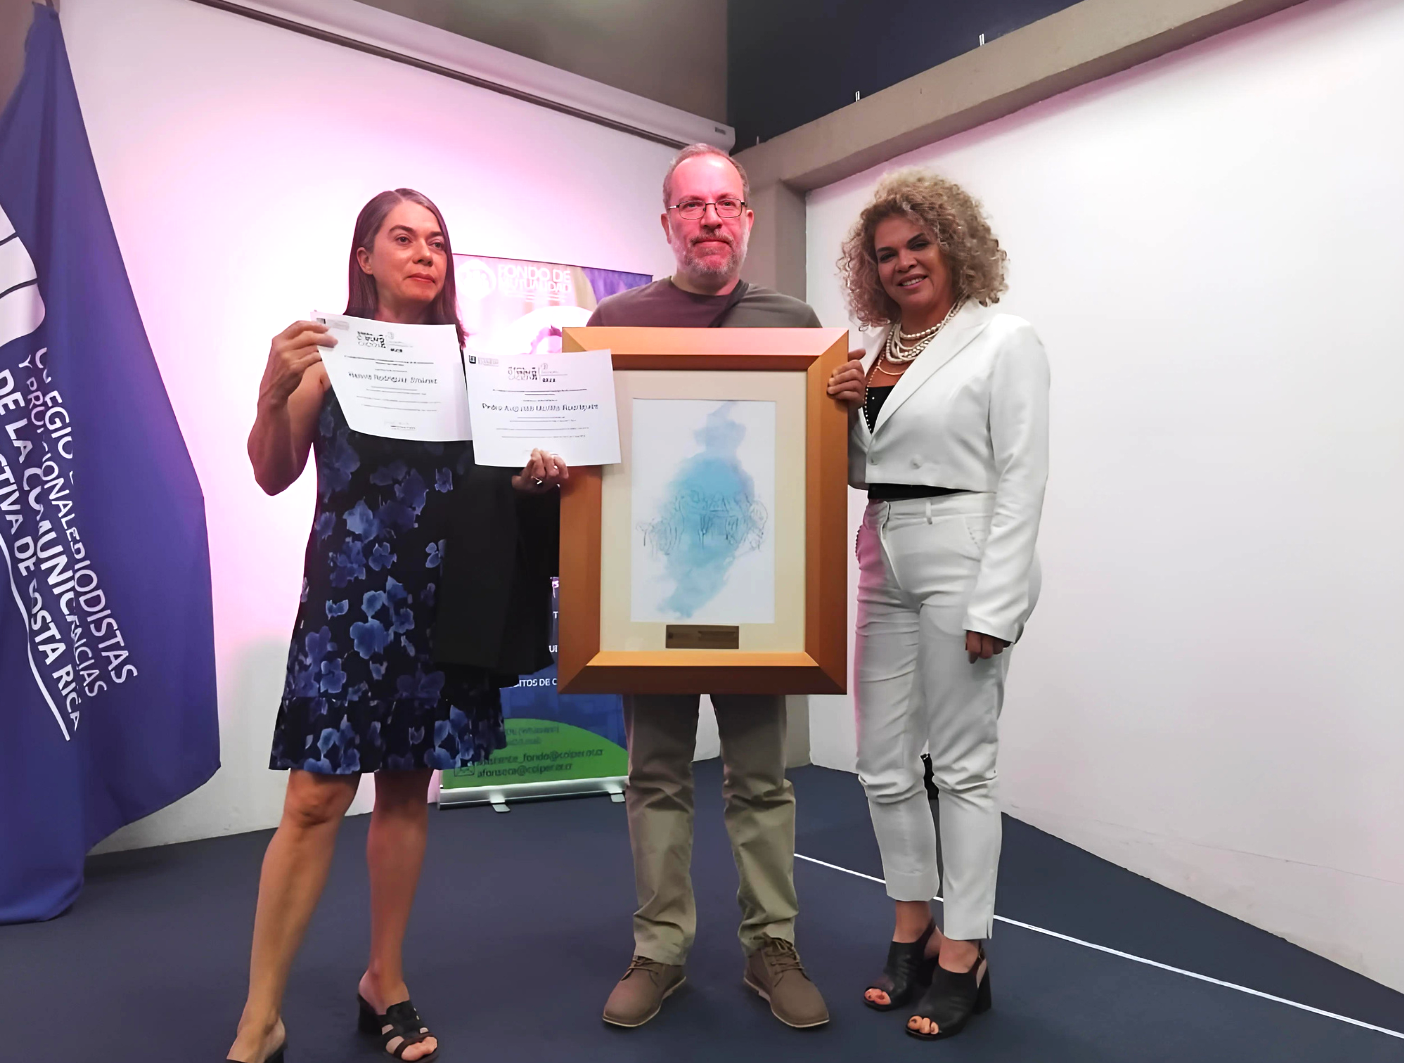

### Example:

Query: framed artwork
xmin=557 ymin=326 xmax=850 ymax=694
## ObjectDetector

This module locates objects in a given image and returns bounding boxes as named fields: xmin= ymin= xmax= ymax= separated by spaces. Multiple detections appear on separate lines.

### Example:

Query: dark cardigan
xmin=430 ymin=445 xmax=558 ymax=685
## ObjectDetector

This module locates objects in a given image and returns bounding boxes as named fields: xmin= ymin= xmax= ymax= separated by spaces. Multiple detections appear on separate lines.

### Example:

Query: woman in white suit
xmin=826 ymin=168 xmax=1049 ymax=1041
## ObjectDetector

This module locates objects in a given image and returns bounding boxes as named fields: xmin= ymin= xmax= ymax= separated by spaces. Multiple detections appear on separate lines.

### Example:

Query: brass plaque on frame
xmin=665 ymin=625 xmax=741 ymax=650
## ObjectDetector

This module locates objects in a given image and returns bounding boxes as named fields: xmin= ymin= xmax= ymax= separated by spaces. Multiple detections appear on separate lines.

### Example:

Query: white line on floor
xmin=791 ymin=853 xmax=887 ymax=885
xmin=794 ymin=852 xmax=1404 ymax=1041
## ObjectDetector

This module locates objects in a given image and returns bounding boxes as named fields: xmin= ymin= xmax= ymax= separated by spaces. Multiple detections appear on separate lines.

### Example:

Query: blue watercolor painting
xmin=631 ymin=399 xmax=776 ymax=623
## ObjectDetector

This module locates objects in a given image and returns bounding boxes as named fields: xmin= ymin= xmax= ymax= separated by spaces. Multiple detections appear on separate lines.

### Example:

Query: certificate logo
xmin=505 ymin=361 xmax=559 ymax=384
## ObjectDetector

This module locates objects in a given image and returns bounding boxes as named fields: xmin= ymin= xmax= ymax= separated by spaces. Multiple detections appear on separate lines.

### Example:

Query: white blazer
xmin=849 ymin=299 xmax=1050 ymax=643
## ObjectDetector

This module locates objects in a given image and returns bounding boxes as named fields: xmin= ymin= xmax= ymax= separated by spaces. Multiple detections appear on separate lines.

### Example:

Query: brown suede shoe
xmin=744 ymin=936 xmax=830 ymax=1028
xmin=602 ymin=956 xmax=686 ymax=1028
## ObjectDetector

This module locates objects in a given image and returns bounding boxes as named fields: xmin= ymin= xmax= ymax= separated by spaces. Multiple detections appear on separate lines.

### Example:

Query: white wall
xmin=805 ymin=0 xmax=1404 ymax=991
xmin=56 ymin=0 xmax=718 ymax=853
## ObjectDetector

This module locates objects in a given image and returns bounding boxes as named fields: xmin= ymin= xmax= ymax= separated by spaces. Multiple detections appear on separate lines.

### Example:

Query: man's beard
xmin=679 ymin=231 xmax=747 ymax=285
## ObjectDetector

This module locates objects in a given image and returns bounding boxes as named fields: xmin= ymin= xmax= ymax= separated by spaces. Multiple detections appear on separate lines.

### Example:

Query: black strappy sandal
xmin=906 ymin=944 xmax=991 ymax=1040
xmin=358 ymin=994 xmax=440 ymax=1061
xmin=224 ymin=1033 xmax=285 ymax=1055
xmin=224 ymin=1034 xmax=286 ymax=1062
xmin=863 ymin=920 xmax=937 ymax=1011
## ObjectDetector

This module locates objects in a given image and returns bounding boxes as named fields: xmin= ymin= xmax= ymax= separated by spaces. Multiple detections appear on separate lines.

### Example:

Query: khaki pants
xmin=623 ymin=693 xmax=798 ymax=964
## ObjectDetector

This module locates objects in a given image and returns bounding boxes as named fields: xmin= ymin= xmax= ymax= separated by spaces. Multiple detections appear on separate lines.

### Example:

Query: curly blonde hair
xmin=838 ymin=168 xmax=1007 ymax=328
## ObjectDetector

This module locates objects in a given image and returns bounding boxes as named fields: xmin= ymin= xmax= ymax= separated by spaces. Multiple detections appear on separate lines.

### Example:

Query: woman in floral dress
xmin=226 ymin=189 xmax=566 ymax=1063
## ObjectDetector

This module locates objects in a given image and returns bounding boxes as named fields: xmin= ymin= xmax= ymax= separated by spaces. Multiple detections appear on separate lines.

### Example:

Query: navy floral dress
xmin=269 ymin=391 xmax=507 ymax=774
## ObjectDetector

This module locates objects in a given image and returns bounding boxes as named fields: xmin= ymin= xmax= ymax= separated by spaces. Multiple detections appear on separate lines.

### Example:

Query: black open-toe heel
xmin=225 ymin=1039 xmax=285 ymax=1063
xmin=358 ymin=994 xmax=440 ymax=1061
xmin=906 ymin=944 xmax=991 ymax=1040
xmin=864 ymin=920 xmax=937 ymax=1011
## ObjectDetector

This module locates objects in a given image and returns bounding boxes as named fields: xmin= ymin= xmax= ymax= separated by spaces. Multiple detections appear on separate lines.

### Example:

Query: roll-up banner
xmin=439 ymin=255 xmax=647 ymax=808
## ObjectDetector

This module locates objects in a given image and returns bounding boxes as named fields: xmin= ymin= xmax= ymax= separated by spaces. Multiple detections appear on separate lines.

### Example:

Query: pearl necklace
xmin=884 ymin=298 xmax=965 ymax=364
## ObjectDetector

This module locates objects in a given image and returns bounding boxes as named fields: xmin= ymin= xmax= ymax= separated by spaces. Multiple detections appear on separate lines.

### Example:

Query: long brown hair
xmin=345 ymin=188 xmax=466 ymax=348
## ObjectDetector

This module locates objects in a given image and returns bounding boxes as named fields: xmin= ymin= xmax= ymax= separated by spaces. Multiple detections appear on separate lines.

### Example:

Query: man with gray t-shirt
xmin=589 ymin=145 xmax=829 ymax=1031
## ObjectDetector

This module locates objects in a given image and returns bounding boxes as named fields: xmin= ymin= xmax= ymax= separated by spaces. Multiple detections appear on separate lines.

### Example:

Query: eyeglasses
xmin=667 ymin=197 xmax=748 ymax=220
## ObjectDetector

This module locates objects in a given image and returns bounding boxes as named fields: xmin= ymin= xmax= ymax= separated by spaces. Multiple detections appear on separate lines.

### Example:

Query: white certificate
xmin=313 ymin=312 xmax=472 ymax=441
xmin=463 ymin=349 xmax=621 ymax=467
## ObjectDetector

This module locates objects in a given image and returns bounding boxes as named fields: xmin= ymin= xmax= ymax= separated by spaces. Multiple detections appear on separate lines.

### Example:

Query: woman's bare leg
xmin=227 ymin=770 xmax=359 ymax=1062
xmin=357 ymin=769 xmax=437 ymax=1062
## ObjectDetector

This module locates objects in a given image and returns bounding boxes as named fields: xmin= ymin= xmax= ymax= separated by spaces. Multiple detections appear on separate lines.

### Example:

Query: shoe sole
xmin=743 ymin=974 xmax=831 ymax=1029
xmin=601 ymin=976 xmax=686 ymax=1028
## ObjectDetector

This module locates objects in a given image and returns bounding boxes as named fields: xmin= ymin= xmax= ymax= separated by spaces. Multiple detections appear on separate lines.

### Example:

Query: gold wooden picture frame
xmin=557 ymin=326 xmax=850 ymax=695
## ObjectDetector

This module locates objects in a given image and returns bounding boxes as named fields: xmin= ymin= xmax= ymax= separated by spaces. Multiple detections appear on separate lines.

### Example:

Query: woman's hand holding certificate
xmin=511 ymin=448 xmax=570 ymax=494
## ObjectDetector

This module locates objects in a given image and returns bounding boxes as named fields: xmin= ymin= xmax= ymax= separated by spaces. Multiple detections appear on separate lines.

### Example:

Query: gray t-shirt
xmin=587 ymin=277 xmax=821 ymax=328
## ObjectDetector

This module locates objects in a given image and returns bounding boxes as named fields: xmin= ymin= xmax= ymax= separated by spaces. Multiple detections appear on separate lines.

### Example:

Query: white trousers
xmin=854 ymin=493 xmax=1036 ymax=940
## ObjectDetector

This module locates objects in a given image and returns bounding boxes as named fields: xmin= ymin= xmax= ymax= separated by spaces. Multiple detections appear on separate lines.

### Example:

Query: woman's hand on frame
xmin=512 ymin=448 xmax=569 ymax=494
xmin=259 ymin=320 xmax=330 ymax=413
xmin=826 ymin=353 xmax=867 ymax=408
xmin=966 ymin=630 xmax=1008 ymax=663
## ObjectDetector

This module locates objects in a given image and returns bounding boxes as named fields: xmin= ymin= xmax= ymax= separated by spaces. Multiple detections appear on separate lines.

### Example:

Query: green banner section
xmin=441 ymin=718 xmax=628 ymax=790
